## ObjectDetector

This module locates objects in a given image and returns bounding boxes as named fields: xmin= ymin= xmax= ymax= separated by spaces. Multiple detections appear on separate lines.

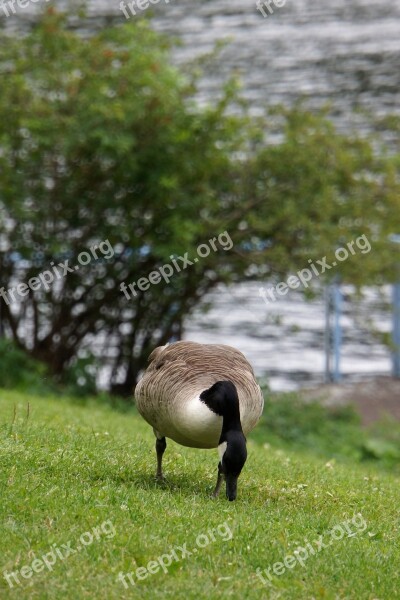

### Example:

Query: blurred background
xmin=1 ymin=0 xmax=400 ymax=465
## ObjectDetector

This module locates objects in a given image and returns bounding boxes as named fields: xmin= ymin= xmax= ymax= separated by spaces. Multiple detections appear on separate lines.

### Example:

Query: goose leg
xmin=155 ymin=436 xmax=167 ymax=480
xmin=212 ymin=463 xmax=224 ymax=498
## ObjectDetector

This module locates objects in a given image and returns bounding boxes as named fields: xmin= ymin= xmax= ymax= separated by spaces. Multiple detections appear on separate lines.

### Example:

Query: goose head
xmin=200 ymin=380 xmax=247 ymax=501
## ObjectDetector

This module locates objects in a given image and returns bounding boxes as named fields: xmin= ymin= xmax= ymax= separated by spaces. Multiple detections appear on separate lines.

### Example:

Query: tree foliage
xmin=0 ymin=10 xmax=399 ymax=394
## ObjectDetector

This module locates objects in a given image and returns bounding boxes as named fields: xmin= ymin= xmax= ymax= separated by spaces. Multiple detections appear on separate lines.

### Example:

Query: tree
xmin=0 ymin=10 xmax=399 ymax=395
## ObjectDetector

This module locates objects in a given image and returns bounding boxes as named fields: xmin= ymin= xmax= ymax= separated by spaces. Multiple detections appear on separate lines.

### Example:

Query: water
xmin=3 ymin=0 xmax=399 ymax=389
xmin=152 ymin=0 xmax=400 ymax=129
xmin=183 ymin=283 xmax=393 ymax=391
xmin=5 ymin=0 xmax=399 ymax=123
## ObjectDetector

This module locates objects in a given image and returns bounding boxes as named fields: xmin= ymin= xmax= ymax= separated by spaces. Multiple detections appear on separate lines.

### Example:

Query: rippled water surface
xmin=6 ymin=0 xmax=399 ymax=121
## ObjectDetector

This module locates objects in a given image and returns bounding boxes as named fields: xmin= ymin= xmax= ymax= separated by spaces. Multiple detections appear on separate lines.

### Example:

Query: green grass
xmin=256 ymin=392 xmax=400 ymax=472
xmin=0 ymin=389 xmax=399 ymax=600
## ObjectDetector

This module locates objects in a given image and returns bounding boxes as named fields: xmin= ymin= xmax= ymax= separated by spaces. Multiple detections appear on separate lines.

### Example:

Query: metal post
xmin=324 ymin=285 xmax=331 ymax=383
xmin=393 ymin=282 xmax=400 ymax=378
xmin=332 ymin=280 xmax=342 ymax=382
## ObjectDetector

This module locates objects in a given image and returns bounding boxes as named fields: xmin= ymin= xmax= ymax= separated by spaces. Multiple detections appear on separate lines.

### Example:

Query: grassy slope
xmin=0 ymin=390 xmax=399 ymax=600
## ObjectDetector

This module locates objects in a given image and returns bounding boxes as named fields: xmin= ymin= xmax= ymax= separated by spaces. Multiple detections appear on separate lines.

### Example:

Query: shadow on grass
xmin=86 ymin=466 xmax=220 ymax=499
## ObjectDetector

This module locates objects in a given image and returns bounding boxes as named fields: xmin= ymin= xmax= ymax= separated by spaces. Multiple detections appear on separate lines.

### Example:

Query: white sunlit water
xmin=183 ymin=283 xmax=393 ymax=391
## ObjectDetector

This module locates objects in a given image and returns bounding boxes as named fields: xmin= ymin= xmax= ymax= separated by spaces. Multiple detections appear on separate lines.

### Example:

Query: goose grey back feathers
xmin=135 ymin=341 xmax=264 ymax=449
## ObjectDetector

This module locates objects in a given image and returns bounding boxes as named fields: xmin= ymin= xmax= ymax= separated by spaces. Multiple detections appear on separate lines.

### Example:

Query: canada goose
xmin=134 ymin=341 xmax=264 ymax=501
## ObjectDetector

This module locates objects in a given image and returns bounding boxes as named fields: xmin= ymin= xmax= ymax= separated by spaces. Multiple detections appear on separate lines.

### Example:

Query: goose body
xmin=135 ymin=341 xmax=264 ymax=448
xmin=134 ymin=340 xmax=264 ymax=500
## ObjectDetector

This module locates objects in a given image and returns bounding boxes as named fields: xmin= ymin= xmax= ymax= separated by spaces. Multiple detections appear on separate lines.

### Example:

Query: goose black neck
xmin=200 ymin=380 xmax=244 ymax=435
xmin=221 ymin=398 xmax=243 ymax=435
